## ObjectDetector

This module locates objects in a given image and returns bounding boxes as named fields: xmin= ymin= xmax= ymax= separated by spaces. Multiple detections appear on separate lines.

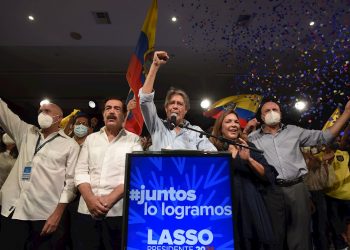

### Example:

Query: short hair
xmin=164 ymin=87 xmax=190 ymax=110
xmin=102 ymin=97 xmax=127 ymax=114
xmin=73 ymin=112 xmax=91 ymax=127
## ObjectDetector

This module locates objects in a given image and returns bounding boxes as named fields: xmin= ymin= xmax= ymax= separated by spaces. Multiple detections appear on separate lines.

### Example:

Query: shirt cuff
xmin=139 ymin=88 xmax=155 ymax=103
xmin=59 ymin=189 xmax=76 ymax=203
xmin=323 ymin=129 xmax=334 ymax=143
xmin=75 ymin=174 xmax=91 ymax=187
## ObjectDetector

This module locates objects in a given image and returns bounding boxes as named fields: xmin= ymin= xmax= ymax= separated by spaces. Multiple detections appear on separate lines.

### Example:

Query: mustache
xmin=107 ymin=115 xmax=117 ymax=119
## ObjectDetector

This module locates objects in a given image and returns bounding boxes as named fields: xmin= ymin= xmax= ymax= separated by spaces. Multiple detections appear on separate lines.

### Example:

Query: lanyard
xmin=34 ymin=134 xmax=60 ymax=156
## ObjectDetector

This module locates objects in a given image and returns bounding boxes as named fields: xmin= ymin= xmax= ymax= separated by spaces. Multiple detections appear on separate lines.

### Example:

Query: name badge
xmin=22 ymin=162 xmax=32 ymax=181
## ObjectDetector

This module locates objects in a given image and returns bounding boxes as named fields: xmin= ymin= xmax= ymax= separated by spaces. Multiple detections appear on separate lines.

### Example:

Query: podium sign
xmin=123 ymin=152 xmax=234 ymax=250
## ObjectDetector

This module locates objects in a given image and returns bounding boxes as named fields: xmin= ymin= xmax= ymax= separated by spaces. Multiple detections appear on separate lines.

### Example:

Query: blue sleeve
xmin=139 ymin=89 xmax=164 ymax=135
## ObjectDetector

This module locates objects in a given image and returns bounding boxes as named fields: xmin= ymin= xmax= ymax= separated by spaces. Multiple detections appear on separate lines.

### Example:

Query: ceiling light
xmin=40 ymin=99 xmax=50 ymax=106
xmin=28 ymin=15 xmax=35 ymax=21
xmin=295 ymin=101 xmax=307 ymax=111
xmin=200 ymin=99 xmax=211 ymax=109
xmin=309 ymin=21 xmax=315 ymax=26
xmin=171 ymin=16 xmax=177 ymax=22
xmin=89 ymin=101 xmax=96 ymax=109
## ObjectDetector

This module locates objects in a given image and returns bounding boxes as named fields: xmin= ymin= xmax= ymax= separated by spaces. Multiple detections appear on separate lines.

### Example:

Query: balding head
xmin=39 ymin=103 xmax=63 ymax=117
xmin=49 ymin=103 xmax=63 ymax=117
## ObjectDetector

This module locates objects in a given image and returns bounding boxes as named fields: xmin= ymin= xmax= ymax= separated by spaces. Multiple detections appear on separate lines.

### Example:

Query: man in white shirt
xmin=74 ymin=97 xmax=142 ymax=250
xmin=0 ymin=99 xmax=80 ymax=249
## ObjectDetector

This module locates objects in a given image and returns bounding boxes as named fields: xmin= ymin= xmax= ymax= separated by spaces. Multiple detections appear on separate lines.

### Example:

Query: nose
xmin=108 ymin=108 xmax=116 ymax=114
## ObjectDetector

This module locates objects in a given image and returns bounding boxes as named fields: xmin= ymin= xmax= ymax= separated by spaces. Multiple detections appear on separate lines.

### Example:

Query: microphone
xmin=168 ymin=113 xmax=177 ymax=130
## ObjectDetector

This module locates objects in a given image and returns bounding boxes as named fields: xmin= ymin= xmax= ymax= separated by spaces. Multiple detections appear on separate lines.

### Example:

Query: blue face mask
xmin=74 ymin=124 xmax=88 ymax=138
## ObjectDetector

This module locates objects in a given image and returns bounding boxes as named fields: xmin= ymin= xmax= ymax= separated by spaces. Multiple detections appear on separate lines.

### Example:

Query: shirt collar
xmin=100 ymin=126 xmax=126 ymax=137
xmin=260 ymin=123 xmax=286 ymax=134
xmin=162 ymin=119 xmax=190 ymax=130
xmin=38 ymin=129 xmax=67 ymax=139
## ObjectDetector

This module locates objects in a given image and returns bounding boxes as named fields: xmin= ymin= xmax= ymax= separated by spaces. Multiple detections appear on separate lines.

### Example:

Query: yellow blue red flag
xmin=125 ymin=0 xmax=158 ymax=135
xmin=203 ymin=94 xmax=262 ymax=127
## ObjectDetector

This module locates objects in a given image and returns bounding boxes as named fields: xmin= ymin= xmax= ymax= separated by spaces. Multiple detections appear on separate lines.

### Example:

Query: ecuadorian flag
xmin=203 ymin=94 xmax=262 ymax=128
xmin=125 ymin=0 xmax=158 ymax=135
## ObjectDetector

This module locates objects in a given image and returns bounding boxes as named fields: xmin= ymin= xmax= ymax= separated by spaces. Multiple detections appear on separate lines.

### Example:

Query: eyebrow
xmin=225 ymin=118 xmax=239 ymax=122
xmin=105 ymin=105 xmax=122 ymax=109
xmin=170 ymin=100 xmax=184 ymax=104
xmin=38 ymin=108 xmax=50 ymax=114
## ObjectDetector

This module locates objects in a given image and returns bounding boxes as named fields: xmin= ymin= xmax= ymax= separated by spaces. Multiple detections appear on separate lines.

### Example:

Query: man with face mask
xmin=74 ymin=97 xmax=143 ymax=250
xmin=139 ymin=51 xmax=217 ymax=151
xmin=59 ymin=112 xmax=91 ymax=249
xmin=72 ymin=112 xmax=91 ymax=146
xmin=0 ymin=98 xmax=80 ymax=249
xmin=247 ymin=100 xmax=350 ymax=250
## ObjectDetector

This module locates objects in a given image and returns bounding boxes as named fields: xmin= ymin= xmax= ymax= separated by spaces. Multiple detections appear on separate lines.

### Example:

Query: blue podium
xmin=122 ymin=151 xmax=235 ymax=250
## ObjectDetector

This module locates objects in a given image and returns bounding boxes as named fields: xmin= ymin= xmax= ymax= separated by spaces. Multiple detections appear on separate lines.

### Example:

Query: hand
xmin=153 ymin=51 xmax=169 ymax=67
xmin=85 ymin=195 xmax=109 ymax=219
xmin=40 ymin=206 xmax=65 ymax=236
xmin=141 ymin=136 xmax=152 ymax=150
xmin=227 ymin=144 xmax=237 ymax=159
xmin=237 ymin=138 xmax=250 ymax=160
xmin=243 ymin=118 xmax=260 ymax=134
xmin=127 ymin=98 xmax=137 ymax=112
xmin=98 ymin=194 xmax=115 ymax=210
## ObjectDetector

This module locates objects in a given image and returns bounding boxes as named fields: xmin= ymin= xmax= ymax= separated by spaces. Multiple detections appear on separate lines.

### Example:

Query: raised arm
xmin=328 ymin=100 xmax=350 ymax=137
xmin=141 ymin=51 xmax=169 ymax=94
xmin=339 ymin=123 xmax=350 ymax=150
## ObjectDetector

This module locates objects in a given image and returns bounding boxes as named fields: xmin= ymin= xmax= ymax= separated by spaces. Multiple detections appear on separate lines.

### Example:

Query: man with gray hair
xmin=247 ymin=100 xmax=350 ymax=250
xmin=139 ymin=50 xmax=217 ymax=151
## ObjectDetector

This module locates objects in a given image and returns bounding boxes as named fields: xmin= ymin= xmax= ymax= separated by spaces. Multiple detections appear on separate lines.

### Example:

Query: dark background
xmin=1 ymin=0 xmax=349 ymax=131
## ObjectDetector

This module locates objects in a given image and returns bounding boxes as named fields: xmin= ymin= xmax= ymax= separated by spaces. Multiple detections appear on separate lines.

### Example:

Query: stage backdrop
xmin=123 ymin=152 xmax=235 ymax=250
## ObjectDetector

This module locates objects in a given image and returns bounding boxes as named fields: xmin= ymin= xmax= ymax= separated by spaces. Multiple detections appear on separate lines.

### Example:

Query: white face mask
xmin=2 ymin=133 xmax=15 ymax=145
xmin=38 ymin=113 xmax=54 ymax=129
xmin=264 ymin=111 xmax=281 ymax=126
xmin=74 ymin=124 xmax=88 ymax=138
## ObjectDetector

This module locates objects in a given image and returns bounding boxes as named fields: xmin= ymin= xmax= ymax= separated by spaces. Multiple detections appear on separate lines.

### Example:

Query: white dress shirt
xmin=75 ymin=127 xmax=143 ymax=217
xmin=0 ymin=151 xmax=16 ymax=191
xmin=0 ymin=99 xmax=80 ymax=220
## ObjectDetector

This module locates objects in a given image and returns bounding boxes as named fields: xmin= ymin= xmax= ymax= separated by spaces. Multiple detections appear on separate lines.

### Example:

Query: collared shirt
xmin=0 ymin=99 xmax=80 ymax=220
xmin=74 ymin=127 xmax=143 ymax=217
xmin=248 ymin=124 xmax=333 ymax=180
xmin=0 ymin=151 xmax=16 ymax=191
xmin=139 ymin=90 xmax=217 ymax=151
